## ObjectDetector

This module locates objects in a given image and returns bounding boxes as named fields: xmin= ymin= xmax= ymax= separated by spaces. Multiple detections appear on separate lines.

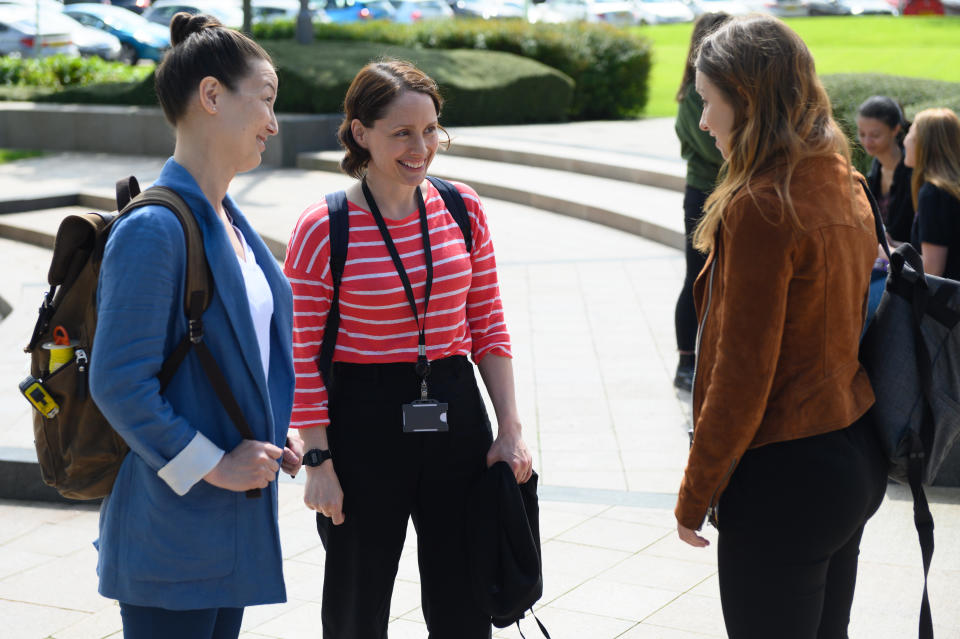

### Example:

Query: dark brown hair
xmin=676 ymin=12 xmax=731 ymax=102
xmin=155 ymin=12 xmax=273 ymax=125
xmin=338 ymin=59 xmax=446 ymax=179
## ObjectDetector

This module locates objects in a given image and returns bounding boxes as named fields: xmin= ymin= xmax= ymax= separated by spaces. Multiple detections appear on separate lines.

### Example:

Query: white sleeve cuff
xmin=157 ymin=432 xmax=225 ymax=496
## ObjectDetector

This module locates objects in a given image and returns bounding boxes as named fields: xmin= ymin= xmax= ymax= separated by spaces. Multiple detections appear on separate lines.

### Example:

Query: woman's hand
xmin=486 ymin=429 xmax=533 ymax=484
xmin=678 ymin=523 xmax=710 ymax=548
xmin=204 ymin=439 xmax=282 ymax=492
xmin=282 ymin=431 xmax=305 ymax=477
xmin=304 ymin=462 xmax=345 ymax=525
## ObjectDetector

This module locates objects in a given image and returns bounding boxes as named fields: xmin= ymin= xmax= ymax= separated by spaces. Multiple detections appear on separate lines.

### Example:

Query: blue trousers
xmin=119 ymin=602 xmax=244 ymax=639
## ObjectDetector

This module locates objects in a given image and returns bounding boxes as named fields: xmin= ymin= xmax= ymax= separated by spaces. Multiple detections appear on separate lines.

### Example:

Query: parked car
xmin=683 ymin=0 xmax=751 ymax=15
xmin=64 ymin=0 xmax=153 ymax=15
xmin=41 ymin=9 xmax=123 ymax=59
xmin=900 ymin=0 xmax=942 ymax=12
xmin=451 ymin=0 xmax=525 ymax=18
xmin=529 ymin=0 xmax=642 ymax=24
xmin=761 ymin=0 xmax=808 ymax=14
xmin=634 ymin=0 xmax=694 ymax=23
xmin=391 ymin=0 xmax=453 ymax=21
xmin=321 ymin=0 xmax=396 ymax=21
xmin=143 ymin=0 xmax=244 ymax=26
xmin=64 ymin=3 xmax=169 ymax=63
xmin=251 ymin=0 xmax=331 ymax=22
xmin=0 ymin=5 xmax=78 ymax=57
xmin=807 ymin=0 xmax=895 ymax=13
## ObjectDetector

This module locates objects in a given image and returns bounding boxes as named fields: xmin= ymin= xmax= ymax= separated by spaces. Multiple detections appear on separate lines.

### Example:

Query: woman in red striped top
xmin=283 ymin=59 xmax=533 ymax=638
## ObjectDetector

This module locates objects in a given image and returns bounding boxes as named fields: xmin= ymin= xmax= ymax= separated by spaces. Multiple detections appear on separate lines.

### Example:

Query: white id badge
xmin=402 ymin=400 xmax=449 ymax=432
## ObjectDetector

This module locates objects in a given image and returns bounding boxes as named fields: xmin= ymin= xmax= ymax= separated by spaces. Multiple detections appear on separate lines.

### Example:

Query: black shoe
xmin=674 ymin=361 xmax=694 ymax=392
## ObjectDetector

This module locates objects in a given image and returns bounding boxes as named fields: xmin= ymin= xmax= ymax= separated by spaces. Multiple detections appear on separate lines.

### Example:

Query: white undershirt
xmin=234 ymin=224 xmax=274 ymax=383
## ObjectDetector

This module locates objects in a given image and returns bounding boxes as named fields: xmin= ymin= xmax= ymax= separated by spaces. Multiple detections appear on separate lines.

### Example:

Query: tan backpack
xmin=22 ymin=177 xmax=259 ymax=500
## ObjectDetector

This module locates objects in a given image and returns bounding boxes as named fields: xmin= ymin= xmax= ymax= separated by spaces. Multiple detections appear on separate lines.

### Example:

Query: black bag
xmin=860 ymin=180 xmax=960 ymax=639
xmin=23 ymin=177 xmax=261 ymax=500
xmin=466 ymin=462 xmax=550 ymax=637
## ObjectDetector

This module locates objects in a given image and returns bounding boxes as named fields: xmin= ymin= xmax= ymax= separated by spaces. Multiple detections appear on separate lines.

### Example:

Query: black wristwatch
xmin=303 ymin=448 xmax=332 ymax=467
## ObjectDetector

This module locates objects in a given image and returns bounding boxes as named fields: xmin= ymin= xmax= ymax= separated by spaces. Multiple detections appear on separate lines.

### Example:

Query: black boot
xmin=673 ymin=352 xmax=695 ymax=392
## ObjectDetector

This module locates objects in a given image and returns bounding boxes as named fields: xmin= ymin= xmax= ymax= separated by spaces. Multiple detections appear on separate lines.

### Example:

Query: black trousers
xmin=716 ymin=413 xmax=889 ymax=639
xmin=318 ymin=356 xmax=493 ymax=639
xmin=675 ymin=185 xmax=710 ymax=353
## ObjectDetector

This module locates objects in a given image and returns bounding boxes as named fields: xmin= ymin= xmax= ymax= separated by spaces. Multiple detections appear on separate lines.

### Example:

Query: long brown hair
xmin=338 ymin=58 xmax=447 ymax=179
xmin=909 ymin=108 xmax=960 ymax=210
xmin=676 ymin=12 xmax=731 ymax=102
xmin=692 ymin=15 xmax=853 ymax=253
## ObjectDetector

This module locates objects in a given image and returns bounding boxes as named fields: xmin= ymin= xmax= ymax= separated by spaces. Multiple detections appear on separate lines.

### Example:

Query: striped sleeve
xmin=283 ymin=200 xmax=333 ymax=428
xmin=456 ymin=183 xmax=513 ymax=362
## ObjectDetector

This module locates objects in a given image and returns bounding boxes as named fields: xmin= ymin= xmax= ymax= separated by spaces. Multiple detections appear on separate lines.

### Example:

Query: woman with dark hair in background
xmin=90 ymin=13 xmax=299 ymax=638
xmin=905 ymin=107 xmax=960 ymax=279
xmin=675 ymin=15 xmax=887 ymax=638
xmin=672 ymin=11 xmax=730 ymax=391
xmin=857 ymin=95 xmax=913 ymax=323
xmin=284 ymin=59 xmax=532 ymax=638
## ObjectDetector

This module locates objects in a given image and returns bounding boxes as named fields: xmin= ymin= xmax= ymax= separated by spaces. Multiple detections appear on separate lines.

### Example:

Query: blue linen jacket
xmin=89 ymin=158 xmax=295 ymax=609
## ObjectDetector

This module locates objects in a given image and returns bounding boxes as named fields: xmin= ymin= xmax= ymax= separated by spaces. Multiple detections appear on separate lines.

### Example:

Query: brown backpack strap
xmin=122 ymin=185 xmax=261 ymax=499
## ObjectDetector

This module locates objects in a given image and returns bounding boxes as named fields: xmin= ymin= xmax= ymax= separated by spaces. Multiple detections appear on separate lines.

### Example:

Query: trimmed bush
xmin=3 ymin=42 xmax=573 ymax=126
xmin=822 ymin=73 xmax=960 ymax=174
xmin=266 ymin=40 xmax=573 ymax=125
xmin=253 ymin=19 xmax=652 ymax=120
xmin=0 ymin=55 xmax=150 ymax=89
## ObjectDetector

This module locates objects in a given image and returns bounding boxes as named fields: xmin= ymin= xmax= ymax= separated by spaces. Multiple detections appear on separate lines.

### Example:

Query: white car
xmin=529 ymin=0 xmax=640 ymax=25
xmin=634 ymin=0 xmax=694 ymax=23
xmin=683 ymin=0 xmax=752 ymax=15
xmin=248 ymin=0 xmax=331 ymax=23
xmin=143 ymin=0 xmax=244 ymax=27
xmin=0 ymin=5 xmax=79 ymax=57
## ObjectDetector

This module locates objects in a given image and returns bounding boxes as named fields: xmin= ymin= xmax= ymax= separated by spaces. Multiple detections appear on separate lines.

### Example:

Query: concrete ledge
xmin=445 ymin=138 xmax=686 ymax=193
xmin=297 ymin=152 xmax=685 ymax=250
xmin=0 ymin=103 xmax=341 ymax=167
xmin=0 ymin=447 xmax=92 ymax=503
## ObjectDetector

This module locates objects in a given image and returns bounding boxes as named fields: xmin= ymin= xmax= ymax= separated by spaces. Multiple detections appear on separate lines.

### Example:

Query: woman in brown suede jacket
xmin=675 ymin=15 xmax=888 ymax=639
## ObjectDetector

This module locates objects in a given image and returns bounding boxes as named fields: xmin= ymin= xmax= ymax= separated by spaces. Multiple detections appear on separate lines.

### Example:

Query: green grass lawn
xmin=633 ymin=16 xmax=960 ymax=118
xmin=0 ymin=149 xmax=43 ymax=163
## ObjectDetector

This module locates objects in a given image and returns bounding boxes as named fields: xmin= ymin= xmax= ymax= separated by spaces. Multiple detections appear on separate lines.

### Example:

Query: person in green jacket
xmin=673 ymin=12 xmax=730 ymax=392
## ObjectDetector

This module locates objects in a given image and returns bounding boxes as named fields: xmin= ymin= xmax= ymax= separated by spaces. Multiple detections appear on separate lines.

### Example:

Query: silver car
xmin=0 ymin=5 xmax=79 ymax=57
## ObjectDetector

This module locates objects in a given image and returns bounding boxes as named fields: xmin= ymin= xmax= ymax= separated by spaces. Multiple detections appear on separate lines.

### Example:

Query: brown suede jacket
xmin=675 ymin=154 xmax=877 ymax=531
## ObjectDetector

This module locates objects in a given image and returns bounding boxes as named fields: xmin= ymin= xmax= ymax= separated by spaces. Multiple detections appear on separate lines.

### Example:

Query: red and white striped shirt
xmin=283 ymin=181 xmax=512 ymax=428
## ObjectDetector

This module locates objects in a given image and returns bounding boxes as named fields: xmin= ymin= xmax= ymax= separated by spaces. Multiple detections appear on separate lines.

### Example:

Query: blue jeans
xmin=119 ymin=603 xmax=244 ymax=639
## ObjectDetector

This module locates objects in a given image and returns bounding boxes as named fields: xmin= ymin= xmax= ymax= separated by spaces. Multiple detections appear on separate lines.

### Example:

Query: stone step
xmin=444 ymin=134 xmax=686 ymax=192
xmin=297 ymin=151 xmax=686 ymax=250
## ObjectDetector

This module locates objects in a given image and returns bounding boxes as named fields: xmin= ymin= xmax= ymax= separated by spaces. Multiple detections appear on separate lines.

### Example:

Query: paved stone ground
xmin=0 ymin=120 xmax=958 ymax=638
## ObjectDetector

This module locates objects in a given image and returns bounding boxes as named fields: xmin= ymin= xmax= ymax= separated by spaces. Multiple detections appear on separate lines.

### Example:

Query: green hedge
xmin=822 ymin=73 xmax=960 ymax=174
xmin=253 ymin=19 xmax=652 ymax=120
xmin=0 ymin=55 xmax=150 ymax=89
xmin=266 ymin=40 xmax=573 ymax=125
xmin=3 ymin=42 xmax=574 ymax=126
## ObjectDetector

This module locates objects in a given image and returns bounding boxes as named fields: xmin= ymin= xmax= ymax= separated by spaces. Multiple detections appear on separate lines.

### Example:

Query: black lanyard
xmin=361 ymin=179 xmax=434 ymax=396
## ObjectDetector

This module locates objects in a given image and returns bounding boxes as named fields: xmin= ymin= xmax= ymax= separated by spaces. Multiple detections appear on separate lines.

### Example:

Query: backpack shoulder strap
xmin=317 ymin=191 xmax=350 ymax=385
xmin=120 ymin=186 xmax=211 ymax=323
xmin=427 ymin=176 xmax=472 ymax=254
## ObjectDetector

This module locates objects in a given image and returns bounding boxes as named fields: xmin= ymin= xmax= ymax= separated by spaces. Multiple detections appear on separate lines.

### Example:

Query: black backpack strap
xmin=427 ymin=176 xmax=472 ymax=254
xmin=121 ymin=183 xmax=260 ymax=498
xmin=860 ymin=177 xmax=891 ymax=261
xmin=317 ymin=190 xmax=350 ymax=386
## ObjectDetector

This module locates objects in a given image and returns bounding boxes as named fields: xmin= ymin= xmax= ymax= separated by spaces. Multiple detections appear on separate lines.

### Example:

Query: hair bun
xmin=169 ymin=12 xmax=222 ymax=47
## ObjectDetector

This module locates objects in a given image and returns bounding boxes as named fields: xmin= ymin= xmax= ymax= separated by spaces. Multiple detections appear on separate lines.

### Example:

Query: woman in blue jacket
xmin=89 ymin=12 xmax=299 ymax=638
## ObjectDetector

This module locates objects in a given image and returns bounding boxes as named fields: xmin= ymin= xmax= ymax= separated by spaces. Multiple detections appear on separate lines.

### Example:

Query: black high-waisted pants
xmin=675 ymin=186 xmax=710 ymax=352
xmin=318 ymin=355 xmax=493 ymax=639
xmin=716 ymin=412 xmax=888 ymax=639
